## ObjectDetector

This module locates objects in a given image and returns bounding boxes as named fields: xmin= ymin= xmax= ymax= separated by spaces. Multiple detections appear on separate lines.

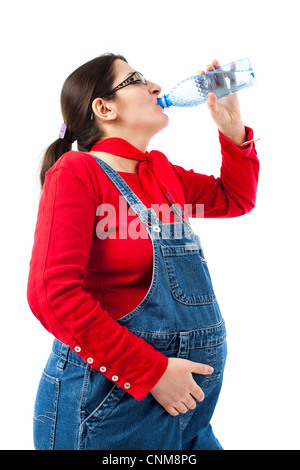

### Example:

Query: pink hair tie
xmin=59 ymin=123 xmax=67 ymax=139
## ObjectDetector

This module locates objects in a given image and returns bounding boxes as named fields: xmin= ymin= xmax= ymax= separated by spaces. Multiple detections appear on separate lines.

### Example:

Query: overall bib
xmin=33 ymin=156 xmax=227 ymax=451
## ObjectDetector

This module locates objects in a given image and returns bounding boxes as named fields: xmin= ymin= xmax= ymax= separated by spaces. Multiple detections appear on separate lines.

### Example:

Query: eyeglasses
xmin=102 ymin=71 xmax=147 ymax=97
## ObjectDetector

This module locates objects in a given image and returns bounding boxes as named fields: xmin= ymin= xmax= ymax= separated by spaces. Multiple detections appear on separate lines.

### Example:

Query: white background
xmin=1 ymin=0 xmax=299 ymax=450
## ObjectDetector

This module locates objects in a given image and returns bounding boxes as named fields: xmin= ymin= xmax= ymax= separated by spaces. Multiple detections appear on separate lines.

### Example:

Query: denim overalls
xmin=33 ymin=156 xmax=227 ymax=450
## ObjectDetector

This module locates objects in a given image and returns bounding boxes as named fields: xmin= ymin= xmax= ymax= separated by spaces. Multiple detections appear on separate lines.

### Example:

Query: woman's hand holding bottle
xmin=198 ymin=59 xmax=247 ymax=146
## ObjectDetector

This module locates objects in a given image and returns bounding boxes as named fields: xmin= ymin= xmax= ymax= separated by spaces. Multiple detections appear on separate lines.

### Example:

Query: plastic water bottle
xmin=157 ymin=58 xmax=255 ymax=108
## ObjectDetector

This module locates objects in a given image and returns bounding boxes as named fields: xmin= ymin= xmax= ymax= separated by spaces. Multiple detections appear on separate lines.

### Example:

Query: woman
xmin=27 ymin=53 xmax=259 ymax=450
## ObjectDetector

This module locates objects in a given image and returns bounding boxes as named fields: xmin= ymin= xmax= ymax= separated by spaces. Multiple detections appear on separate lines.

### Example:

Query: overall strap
xmin=91 ymin=155 xmax=159 ymax=227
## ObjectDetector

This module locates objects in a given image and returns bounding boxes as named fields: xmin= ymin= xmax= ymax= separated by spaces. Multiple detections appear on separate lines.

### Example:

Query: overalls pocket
xmin=33 ymin=371 xmax=60 ymax=450
xmin=79 ymin=368 xmax=126 ymax=449
xmin=161 ymin=243 xmax=216 ymax=305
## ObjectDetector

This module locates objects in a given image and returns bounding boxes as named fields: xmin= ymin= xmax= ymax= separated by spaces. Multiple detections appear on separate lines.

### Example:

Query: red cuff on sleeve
xmin=218 ymin=126 xmax=259 ymax=159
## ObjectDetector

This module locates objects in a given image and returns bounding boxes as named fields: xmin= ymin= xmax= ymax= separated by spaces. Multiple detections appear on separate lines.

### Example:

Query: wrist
xmin=218 ymin=122 xmax=247 ymax=146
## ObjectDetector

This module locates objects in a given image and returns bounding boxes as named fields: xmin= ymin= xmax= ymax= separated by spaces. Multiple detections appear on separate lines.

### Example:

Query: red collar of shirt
xmin=90 ymin=138 xmax=184 ymax=209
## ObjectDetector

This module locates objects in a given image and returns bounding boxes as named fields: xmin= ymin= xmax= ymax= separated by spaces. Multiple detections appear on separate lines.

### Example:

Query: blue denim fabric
xmin=33 ymin=156 xmax=227 ymax=450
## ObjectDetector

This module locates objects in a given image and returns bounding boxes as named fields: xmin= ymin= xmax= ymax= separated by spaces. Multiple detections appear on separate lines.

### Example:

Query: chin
xmin=161 ymin=114 xmax=170 ymax=130
xmin=143 ymin=113 xmax=169 ymax=138
xmin=157 ymin=112 xmax=169 ymax=131
xmin=152 ymin=118 xmax=169 ymax=139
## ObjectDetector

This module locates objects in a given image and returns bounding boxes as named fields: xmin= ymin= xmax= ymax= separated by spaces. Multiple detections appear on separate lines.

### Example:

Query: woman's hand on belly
xmin=150 ymin=358 xmax=213 ymax=416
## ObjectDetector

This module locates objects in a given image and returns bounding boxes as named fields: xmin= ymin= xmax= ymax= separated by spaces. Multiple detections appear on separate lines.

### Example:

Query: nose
xmin=147 ymin=80 xmax=161 ymax=95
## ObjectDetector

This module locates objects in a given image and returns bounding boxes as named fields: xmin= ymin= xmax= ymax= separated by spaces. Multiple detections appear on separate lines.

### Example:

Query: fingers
xmin=189 ymin=361 xmax=214 ymax=376
xmin=206 ymin=62 xmax=214 ymax=72
xmin=190 ymin=383 xmax=205 ymax=403
xmin=174 ymin=403 xmax=190 ymax=415
xmin=211 ymin=59 xmax=221 ymax=69
xmin=166 ymin=406 xmax=180 ymax=417
xmin=165 ymin=389 xmax=204 ymax=417
xmin=197 ymin=60 xmax=227 ymax=95
xmin=184 ymin=395 xmax=198 ymax=410
xmin=197 ymin=60 xmax=220 ymax=76
xmin=207 ymin=92 xmax=218 ymax=107
xmin=197 ymin=60 xmax=220 ymax=75
xmin=207 ymin=59 xmax=221 ymax=71
xmin=165 ymin=397 xmax=198 ymax=417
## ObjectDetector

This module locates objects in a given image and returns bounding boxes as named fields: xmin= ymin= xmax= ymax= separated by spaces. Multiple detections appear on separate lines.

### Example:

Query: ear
xmin=92 ymin=98 xmax=117 ymax=122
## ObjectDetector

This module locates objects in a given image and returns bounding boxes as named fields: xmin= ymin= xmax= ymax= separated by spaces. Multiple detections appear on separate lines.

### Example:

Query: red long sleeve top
xmin=27 ymin=127 xmax=259 ymax=400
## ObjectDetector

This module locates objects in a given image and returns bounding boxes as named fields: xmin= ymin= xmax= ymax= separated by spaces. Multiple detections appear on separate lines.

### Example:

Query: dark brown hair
xmin=39 ymin=53 xmax=127 ymax=187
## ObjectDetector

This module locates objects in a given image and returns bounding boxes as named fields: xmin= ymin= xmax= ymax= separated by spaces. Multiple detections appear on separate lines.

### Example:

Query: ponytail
xmin=39 ymin=53 xmax=127 ymax=188
xmin=39 ymin=137 xmax=73 ymax=187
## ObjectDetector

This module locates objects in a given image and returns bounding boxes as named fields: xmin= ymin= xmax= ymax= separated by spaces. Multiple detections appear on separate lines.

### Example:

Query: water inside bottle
xmin=206 ymin=68 xmax=255 ymax=99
